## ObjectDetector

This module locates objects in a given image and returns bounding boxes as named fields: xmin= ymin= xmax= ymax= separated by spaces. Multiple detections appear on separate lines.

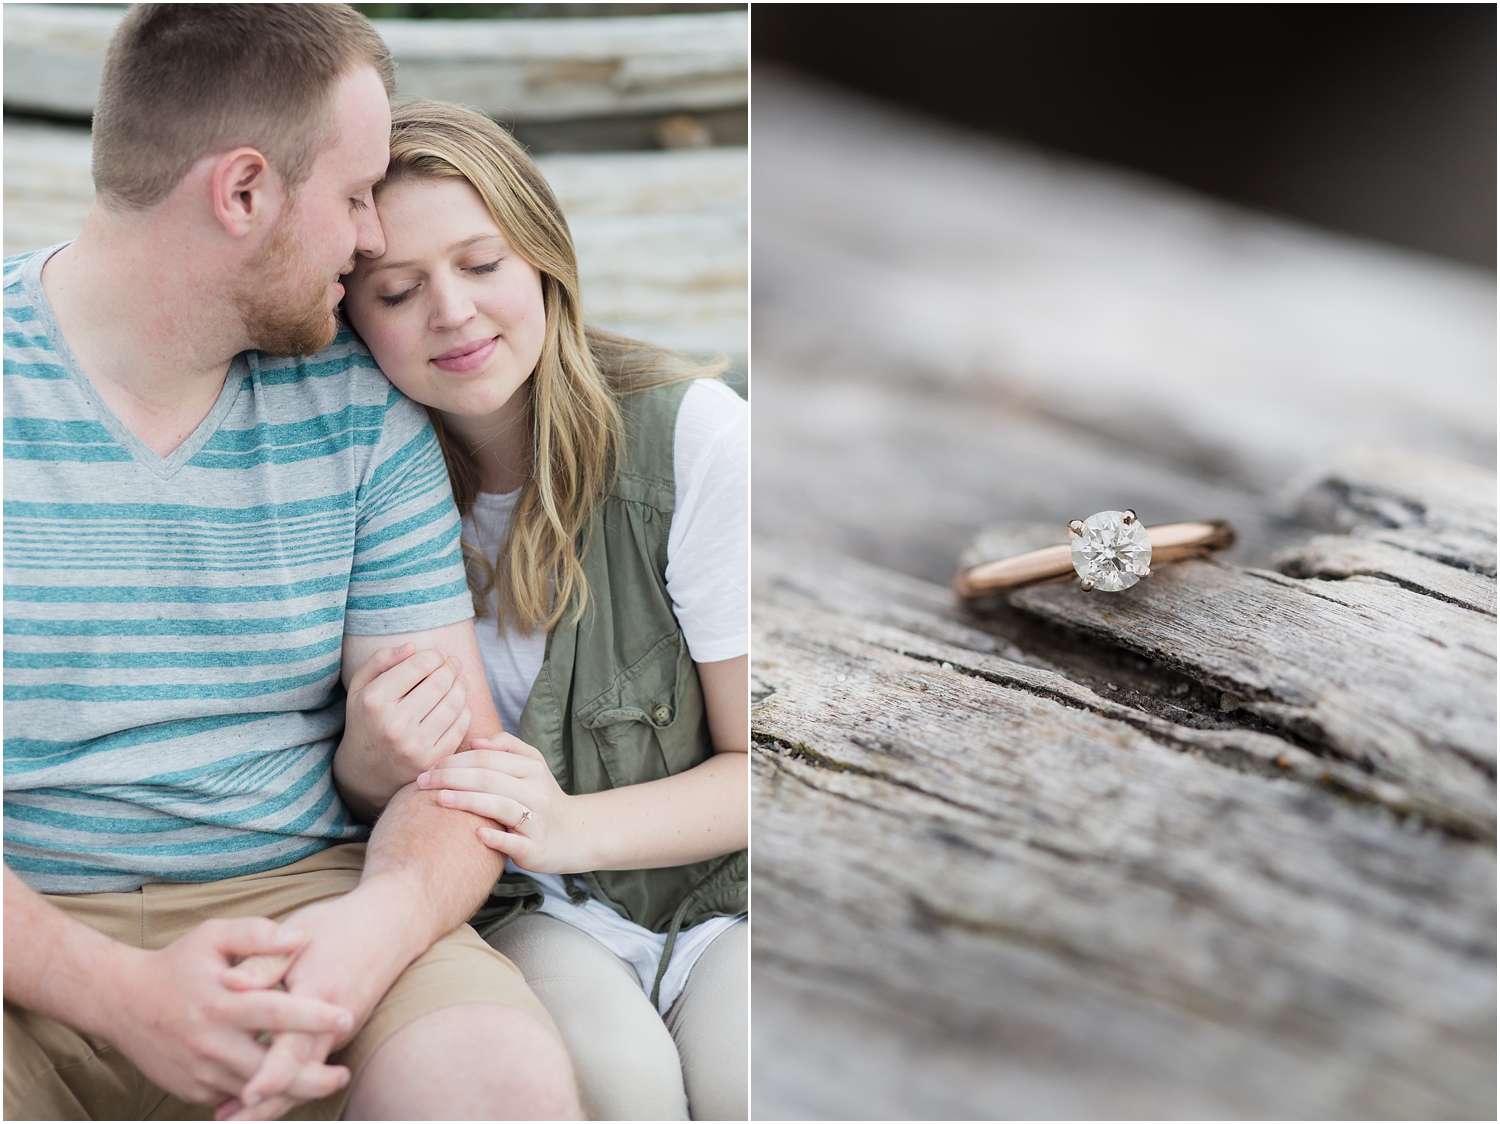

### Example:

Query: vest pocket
xmin=576 ymin=629 xmax=697 ymax=789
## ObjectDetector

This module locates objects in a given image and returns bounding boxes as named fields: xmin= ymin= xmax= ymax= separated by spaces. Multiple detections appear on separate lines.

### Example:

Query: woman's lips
xmin=431 ymin=336 xmax=499 ymax=372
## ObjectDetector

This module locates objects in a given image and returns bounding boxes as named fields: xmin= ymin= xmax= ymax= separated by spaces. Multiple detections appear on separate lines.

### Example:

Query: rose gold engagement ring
xmin=514 ymin=806 xmax=533 ymax=828
xmin=953 ymin=510 xmax=1236 ymax=598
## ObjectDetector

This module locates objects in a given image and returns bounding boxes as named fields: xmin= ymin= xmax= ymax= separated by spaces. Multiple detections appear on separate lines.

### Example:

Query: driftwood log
xmin=750 ymin=68 xmax=1495 ymax=1120
xmin=2 ymin=5 xmax=747 ymax=124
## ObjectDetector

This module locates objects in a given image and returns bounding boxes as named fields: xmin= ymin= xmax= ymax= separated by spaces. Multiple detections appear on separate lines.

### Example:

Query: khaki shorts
xmin=4 ymin=843 xmax=556 ymax=1120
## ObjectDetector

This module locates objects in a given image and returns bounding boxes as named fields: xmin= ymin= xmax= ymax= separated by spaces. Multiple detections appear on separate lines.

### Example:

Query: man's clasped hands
xmin=108 ymin=642 xmax=554 ymax=1122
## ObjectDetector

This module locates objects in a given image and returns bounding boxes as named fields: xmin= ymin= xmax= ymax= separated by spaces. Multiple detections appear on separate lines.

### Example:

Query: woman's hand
xmin=333 ymin=643 xmax=471 ymax=820
xmin=417 ymin=734 xmax=592 ymax=874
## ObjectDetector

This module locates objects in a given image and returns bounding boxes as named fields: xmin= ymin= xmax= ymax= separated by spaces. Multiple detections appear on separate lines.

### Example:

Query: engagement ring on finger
xmin=953 ymin=510 xmax=1235 ymax=598
xmin=515 ymin=807 xmax=533 ymax=828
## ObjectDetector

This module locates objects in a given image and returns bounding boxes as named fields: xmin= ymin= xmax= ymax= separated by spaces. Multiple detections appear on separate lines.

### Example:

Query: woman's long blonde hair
xmin=381 ymin=99 xmax=724 ymax=634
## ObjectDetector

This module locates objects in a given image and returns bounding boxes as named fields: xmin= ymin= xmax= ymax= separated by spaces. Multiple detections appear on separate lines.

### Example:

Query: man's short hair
xmin=91 ymin=4 xmax=395 ymax=209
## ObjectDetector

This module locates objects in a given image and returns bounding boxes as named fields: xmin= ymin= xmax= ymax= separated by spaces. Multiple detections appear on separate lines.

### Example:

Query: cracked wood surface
xmin=754 ymin=460 xmax=1497 ymax=1121
xmin=1010 ymin=559 xmax=1495 ymax=838
xmin=751 ymin=68 xmax=1496 ymax=1121
xmin=753 ymin=556 xmax=1494 ymax=1120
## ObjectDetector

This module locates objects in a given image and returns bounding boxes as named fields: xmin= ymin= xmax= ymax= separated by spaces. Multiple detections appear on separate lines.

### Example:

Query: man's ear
xmin=210 ymin=147 xmax=282 ymax=239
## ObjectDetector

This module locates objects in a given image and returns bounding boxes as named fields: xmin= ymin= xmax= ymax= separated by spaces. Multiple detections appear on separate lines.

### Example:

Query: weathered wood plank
xmin=1276 ymin=535 xmax=1496 ymax=616
xmin=2 ymin=5 xmax=746 ymax=122
xmin=752 ymin=558 xmax=1495 ymax=1120
xmin=1282 ymin=445 xmax=1497 ymax=576
xmin=0 ymin=118 xmax=94 ymax=256
xmin=1 ymin=3 xmax=116 ymax=117
xmin=538 ymin=147 xmax=746 ymax=360
xmin=374 ymin=12 xmax=746 ymax=123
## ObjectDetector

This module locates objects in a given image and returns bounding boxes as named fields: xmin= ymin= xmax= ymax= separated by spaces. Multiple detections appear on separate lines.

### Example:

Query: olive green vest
xmin=469 ymin=379 xmax=747 ymax=1005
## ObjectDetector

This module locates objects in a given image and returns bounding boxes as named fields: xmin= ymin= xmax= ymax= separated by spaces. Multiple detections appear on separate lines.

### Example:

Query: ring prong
xmin=1068 ymin=519 xmax=1086 ymax=537
xmin=1140 ymin=566 xmax=1152 ymax=577
xmin=1079 ymin=578 xmax=1095 ymax=592
xmin=1122 ymin=509 xmax=1137 ymax=525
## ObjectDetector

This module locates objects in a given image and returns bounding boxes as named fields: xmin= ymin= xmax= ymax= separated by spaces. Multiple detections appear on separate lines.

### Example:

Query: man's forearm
xmin=256 ymin=786 xmax=505 ymax=1046
xmin=4 ymin=865 xmax=127 ymax=1033
xmin=338 ymin=621 xmax=507 ymax=953
xmin=357 ymin=782 xmax=504 ymax=955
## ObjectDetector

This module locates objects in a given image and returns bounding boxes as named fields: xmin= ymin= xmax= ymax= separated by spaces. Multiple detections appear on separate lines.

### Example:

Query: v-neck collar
xmin=23 ymin=243 xmax=248 ymax=482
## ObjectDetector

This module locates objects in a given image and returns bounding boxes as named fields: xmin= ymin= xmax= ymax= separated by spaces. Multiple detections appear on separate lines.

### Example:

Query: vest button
xmin=651 ymin=704 xmax=673 ymax=726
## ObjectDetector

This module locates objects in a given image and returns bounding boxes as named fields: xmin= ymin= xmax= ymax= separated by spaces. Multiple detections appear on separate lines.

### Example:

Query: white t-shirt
xmin=465 ymin=378 xmax=748 ymax=1010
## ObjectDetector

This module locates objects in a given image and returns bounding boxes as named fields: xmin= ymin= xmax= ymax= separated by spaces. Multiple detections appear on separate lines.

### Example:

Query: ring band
xmin=515 ymin=807 xmax=533 ymax=828
xmin=954 ymin=513 xmax=1235 ymax=598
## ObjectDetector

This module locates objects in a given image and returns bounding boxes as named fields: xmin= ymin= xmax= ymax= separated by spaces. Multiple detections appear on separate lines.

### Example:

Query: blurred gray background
xmin=754 ymin=2 xmax=1495 ymax=271
xmin=3 ymin=2 xmax=747 ymax=388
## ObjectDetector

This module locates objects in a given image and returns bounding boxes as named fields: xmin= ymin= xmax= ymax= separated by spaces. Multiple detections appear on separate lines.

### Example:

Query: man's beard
xmin=234 ymin=215 xmax=339 ymax=357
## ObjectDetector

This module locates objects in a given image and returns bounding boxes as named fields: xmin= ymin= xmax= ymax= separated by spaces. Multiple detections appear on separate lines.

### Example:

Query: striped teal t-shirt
xmin=4 ymin=245 xmax=474 ymax=893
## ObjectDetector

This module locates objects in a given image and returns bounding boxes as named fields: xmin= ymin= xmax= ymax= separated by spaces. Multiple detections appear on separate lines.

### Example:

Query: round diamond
xmin=1071 ymin=511 xmax=1152 ymax=592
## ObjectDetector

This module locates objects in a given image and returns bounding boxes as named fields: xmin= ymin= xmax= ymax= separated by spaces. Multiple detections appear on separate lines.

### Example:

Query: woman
xmin=339 ymin=99 xmax=747 ymax=1121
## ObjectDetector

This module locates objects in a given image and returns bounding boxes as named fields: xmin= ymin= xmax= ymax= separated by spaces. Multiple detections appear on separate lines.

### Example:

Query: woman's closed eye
xmin=379 ymin=261 xmax=501 ymax=306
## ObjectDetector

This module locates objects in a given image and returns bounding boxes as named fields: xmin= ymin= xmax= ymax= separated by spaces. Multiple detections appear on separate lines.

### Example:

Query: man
xmin=2 ymin=6 xmax=580 ymax=1119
